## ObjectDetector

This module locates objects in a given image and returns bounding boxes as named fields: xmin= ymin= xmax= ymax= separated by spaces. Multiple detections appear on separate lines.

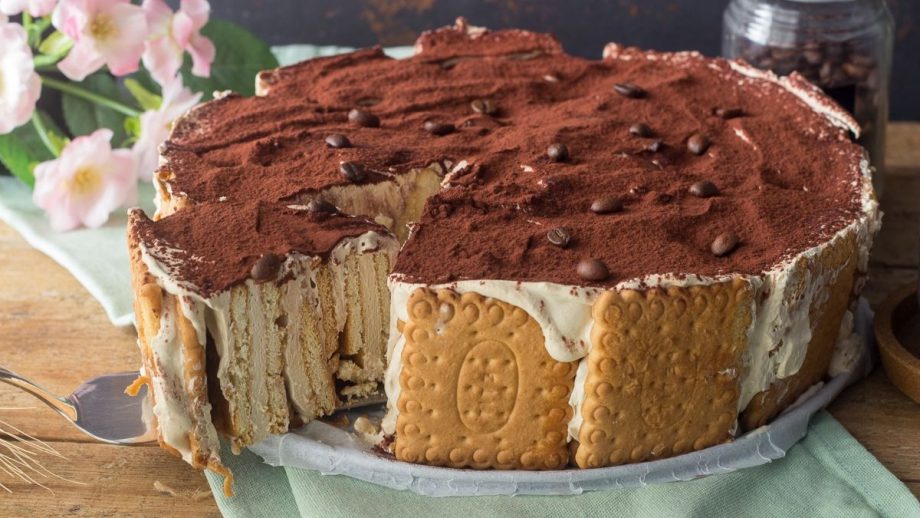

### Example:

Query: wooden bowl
xmin=874 ymin=283 xmax=920 ymax=404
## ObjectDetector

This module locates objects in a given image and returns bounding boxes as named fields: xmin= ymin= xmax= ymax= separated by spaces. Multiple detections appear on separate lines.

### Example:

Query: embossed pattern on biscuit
xmin=575 ymin=278 xmax=753 ymax=468
xmin=394 ymin=288 xmax=577 ymax=470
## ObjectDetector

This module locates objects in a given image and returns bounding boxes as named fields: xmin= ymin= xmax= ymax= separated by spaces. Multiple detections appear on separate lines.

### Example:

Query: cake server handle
xmin=0 ymin=365 xmax=155 ymax=444
xmin=0 ymin=364 xmax=78 ymax=422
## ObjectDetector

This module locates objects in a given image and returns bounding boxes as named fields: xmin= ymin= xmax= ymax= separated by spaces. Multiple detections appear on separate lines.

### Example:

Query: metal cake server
xmin=0 ymin=366 xmax=157 ymax=444
xmin=0 ymin=365 xmax=386 ymax=445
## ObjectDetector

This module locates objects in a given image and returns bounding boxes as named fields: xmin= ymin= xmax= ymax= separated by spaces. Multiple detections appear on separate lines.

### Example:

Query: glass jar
xmin=723 ymin=0 xmax=893 ymax=194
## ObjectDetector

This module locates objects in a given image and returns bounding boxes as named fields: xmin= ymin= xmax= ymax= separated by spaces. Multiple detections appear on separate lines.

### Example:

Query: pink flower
xmin=142 ymin=0 xmax=214 ymax=87
xmin=0 ymin=21 xmax=41 ymax=134
xmin=0 ymin=0 xmax=56 ymax=16
xmin=133 ymin=77 xmax=201 ymax=180
xmin=52 ymin=0 xmax=147 ymax=81
xmin=33 ymin=129 xmax=137 ymax=231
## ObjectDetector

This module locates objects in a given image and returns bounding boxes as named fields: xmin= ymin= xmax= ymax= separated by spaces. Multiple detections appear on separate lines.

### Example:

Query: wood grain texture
xmin=0 ymin=123 xmax=919 ymax=515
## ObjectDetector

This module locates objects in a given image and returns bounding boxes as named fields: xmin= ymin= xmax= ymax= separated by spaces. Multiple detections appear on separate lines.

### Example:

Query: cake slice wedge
xmin=127 ymin=200 xmax=399 ymax=493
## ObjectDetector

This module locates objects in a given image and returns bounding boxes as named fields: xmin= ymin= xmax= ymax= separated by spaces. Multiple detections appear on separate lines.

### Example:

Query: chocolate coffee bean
xmin=590 ymin=197 xmax=623 ymax=214
xmin=424 ymin=120 xmax=456 ymax=136
xmin=689 ymin=181 xmax=719 ymax=198
xmin=711 ymin=232 xmax=740 ymax=257
xmin=547 ymin=142 xmax=569 ymax=162
xmin=348 ymin=109 xmax=380 ymax=128
xmin=629 ymin=123 xmax=654 ymax=138
xmin=613 ymin=83 xmax=645 ymax=98
xmin=547 ymin=227 xmax=572 ymax=248
xmin=306 ymin=199 xmax=338 ymax=213
xmin=687 ymin=133 xmax=710 ymax=155
xmin=252 ymin=253 xmax=282 ymax=282
xmin=470 ymin=98 xmax=497 ymax=115
xmin=802 ymin=48 xmax=823 ymax=66
xmin=325 ymin=133 xmax=351 ymax=148
xmin=339 ymin=161 xmax=367 ymax=183
xmin=629 ymin=185 xmax=648 ymax=196
xmin=715 ymin=107 xmax=744 ymax=119
xmin=645 ymin=139 xmax=664 ymax=153
xmin=842 ymin=61 xmax=869 ymax=80
xmin=577 ymin=258 xmax=610 ymax=282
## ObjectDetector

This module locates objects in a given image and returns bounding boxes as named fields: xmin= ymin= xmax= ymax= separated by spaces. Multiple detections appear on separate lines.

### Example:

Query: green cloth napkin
xmin=206 ymin=412 xmax=918 ymax=517
xmin=0 ymin=177 xmax=155 ymax=326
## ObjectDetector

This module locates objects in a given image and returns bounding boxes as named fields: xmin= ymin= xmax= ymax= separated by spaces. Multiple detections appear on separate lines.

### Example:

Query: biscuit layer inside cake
xmin=200 ymin=241 xmax=393 ymax=452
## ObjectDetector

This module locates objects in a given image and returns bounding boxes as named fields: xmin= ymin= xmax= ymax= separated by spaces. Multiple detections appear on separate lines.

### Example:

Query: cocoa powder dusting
xmin=129 ymin=203 xmax=388 ymax=297
xmin=158 ymin=20 xmax=866 ymax=288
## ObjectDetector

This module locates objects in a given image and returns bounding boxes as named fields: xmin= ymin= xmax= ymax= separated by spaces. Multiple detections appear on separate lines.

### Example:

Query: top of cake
xmin=157 ymin=18 xmax=869 ymax=289
xmin=129 ymin=201 xmax=391 ymax=297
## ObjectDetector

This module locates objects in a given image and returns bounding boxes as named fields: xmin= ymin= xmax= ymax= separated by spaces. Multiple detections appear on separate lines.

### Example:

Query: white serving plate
xmin=250 ymin=300 xmax=873 ymax=497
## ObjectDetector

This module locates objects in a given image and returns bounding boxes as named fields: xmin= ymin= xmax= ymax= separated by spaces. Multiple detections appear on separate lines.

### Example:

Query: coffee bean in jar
xmin=723 ymin=0 xmax=893 ymax=194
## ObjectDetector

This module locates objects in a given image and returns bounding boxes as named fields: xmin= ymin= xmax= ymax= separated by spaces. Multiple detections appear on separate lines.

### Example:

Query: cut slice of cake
xmin=127 ymin=200 xmax=398 ymax=493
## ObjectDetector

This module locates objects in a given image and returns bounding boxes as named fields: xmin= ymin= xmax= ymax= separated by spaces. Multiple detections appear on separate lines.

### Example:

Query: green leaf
xmin=61 ymin=73 xmax=131 ymax=146
xmin=24 ymin=14 xmax=40 ymax=48
xmin=178 ymin=20 xmax=279 ymax=99
xmin=45 ymin=128 xmax=69 ymax=156
xmin=0 ymin=112 xmax=63 ymax=189
xmin=38 ymin=31 xmax=73 ymax=57
xmin=124 ymin=78 xmax=162 ymax=111
xmin=124 ymin=116 xmax=141 ymax=140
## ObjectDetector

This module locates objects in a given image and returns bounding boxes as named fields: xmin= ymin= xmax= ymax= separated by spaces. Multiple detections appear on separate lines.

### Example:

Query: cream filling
xmin=139 ymin=230 xmax=398 ymax=449
xmin=566 ymin=359 xmax=591 ymax=442
xmin=828 ymin=309 xmax=863 ymax=377
xmin=146 ymin=304 xmax=195 ymax=463
xmin=313 ymin=165 xmax=443 ymax=242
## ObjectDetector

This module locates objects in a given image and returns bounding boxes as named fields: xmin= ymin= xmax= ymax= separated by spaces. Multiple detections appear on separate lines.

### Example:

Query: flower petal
xmin=57 ymin=39 xmax=105 ymax=81
xmin=142 ymin=35 xmax=182 ymax=87
xmin=32 ymin=129 xmax=137 ymax=231
xmin=180 ymin=0 xmax=209 ymax=30
xmin=141 ymin=0 xmax=172 ymax=36
xmin=187 ymin=33 xmax=215 ymax=78
xmin=1 ymin=0 xmax=56 ymax=16
xmin=98 ymin=2 xmax=147 ymax=76
xmin=0 ymin=22 xmax=40 ymax=134
xmin=51 ymin=0 xmax=89 ymax=40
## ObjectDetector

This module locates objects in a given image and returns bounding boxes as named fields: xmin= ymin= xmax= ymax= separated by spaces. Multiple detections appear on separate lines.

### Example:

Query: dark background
xmin=213 ymin=0 xmax=919 ymax=120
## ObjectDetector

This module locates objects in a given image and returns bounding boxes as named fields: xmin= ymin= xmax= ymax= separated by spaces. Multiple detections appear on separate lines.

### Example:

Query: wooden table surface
xmin=1 ymin=124 xmax=919 ymax=517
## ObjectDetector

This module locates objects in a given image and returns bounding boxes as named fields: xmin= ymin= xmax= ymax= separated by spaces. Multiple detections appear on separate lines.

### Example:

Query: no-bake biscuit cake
xmin=127 ymin=19 xmax=879 ymax=494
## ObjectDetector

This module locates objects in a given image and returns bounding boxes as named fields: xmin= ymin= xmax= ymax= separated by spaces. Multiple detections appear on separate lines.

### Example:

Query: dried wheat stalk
xmin=0 ymin=414 xmax=85 ymax=493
